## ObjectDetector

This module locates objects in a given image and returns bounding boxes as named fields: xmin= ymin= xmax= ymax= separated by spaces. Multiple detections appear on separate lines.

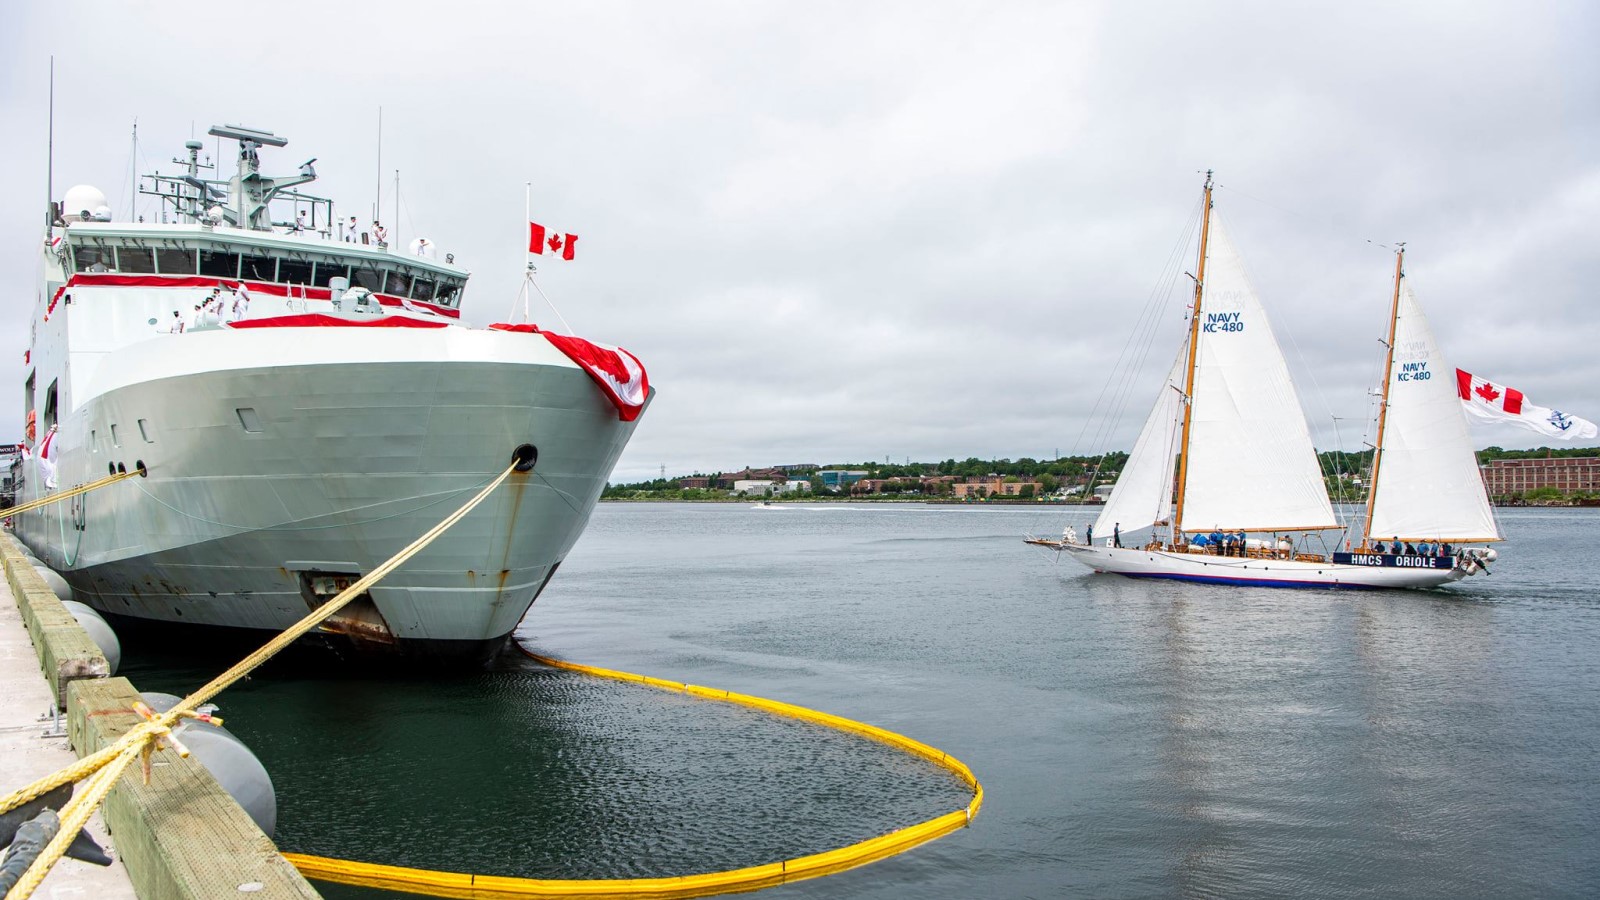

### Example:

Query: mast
xmin=46 ymin=57 xmax=54 ymax=219
xmin=129 ymin=119 xmax=138 ymax=220
xmin=1361 ymin=244 xmax=1405 ymax=546
xmin=373 ymin=106 xmax=382 ymax=225
xmin=1170 ymin=170 xmax=1215 ymax=540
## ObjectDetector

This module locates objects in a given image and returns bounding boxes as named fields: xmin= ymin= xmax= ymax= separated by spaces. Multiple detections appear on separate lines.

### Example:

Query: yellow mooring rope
xmin=0 ymin=462 xmax=520 ymax=900
xmin=283 ymin=644 xmax=984 ymax=900
xmin=4 ymin=466 xmax=147 ymax=518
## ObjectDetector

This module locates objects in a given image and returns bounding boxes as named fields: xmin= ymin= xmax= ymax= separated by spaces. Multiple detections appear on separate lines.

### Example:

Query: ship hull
xmin=12 ymin=326 xmax=643 ymax=665
xmin=1051 ymin=543 xmax=1470 ymax=590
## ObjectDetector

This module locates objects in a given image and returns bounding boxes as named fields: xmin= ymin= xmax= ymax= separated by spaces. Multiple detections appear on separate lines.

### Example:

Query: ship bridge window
xmin=314 ymin=261 xmax=348 ymax=287
xmin=411 ymin=277 xmax=435 ymax=302
xmin=236 ymin=253 xmax=275 ymax=280
xmin=277 ymin=259 xmax=314 ymax=285
xmin=199 ymin=249 xmax=238 ymax=278
xmin=43 ymin=379 xmax=58 ymax=430
xmin=116 ymin=246 xmax=156 ymax=274
xmin=435 ymin=280 xmax=461 ymax=307
xmin=350 ymin=266 xmax=382 ymax=292
xmin=239 ymin=254 xmax=277 ymax=282
xmin=155 ymin=248 xmax=197 ymax=275
xmin=383 ymin=270 xmax=410 ymax=296
xmin=72 ymin=244 xmax=114 ymax=273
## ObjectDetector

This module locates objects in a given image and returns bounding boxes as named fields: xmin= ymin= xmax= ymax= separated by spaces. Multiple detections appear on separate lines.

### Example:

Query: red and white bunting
xmin=491 ymin=324 xmax=648 ymax=421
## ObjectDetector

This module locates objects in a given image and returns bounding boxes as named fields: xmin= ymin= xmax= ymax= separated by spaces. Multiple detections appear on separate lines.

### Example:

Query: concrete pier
xmin=0 ymin=554 xmax=136 ymax=898
xmin=2 ymin=530 xmax=319 ymax=898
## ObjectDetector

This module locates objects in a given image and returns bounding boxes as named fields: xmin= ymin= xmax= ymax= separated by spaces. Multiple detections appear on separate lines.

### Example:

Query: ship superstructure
xmin=12 ymin=125 xmax=650 ymax=664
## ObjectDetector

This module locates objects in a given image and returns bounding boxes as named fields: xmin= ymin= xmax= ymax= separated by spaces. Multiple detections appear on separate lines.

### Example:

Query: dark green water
xmin=123 ymin=503 xmax=1600 ymax=898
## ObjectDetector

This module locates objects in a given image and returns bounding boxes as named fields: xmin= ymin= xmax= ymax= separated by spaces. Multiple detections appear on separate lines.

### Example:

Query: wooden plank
xmin=1 ymin=532 xmax=109 ymax=709
xmin=69 ymin=677 xmax=322 ymax=899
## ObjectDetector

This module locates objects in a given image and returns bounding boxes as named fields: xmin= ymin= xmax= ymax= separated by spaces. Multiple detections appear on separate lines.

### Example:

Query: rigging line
xmin=505 ymin=275 xmax=530 ymax=324
xmin=528 ymin=271 xmax=575 ymax=335
xmin=534 ymin=470 xmax=582 ymax=514
xmin=396 ymin=182 xmax=423 ymax=244
xmin=1071 ymin=196 xmax=1202 ymax=494
xmin=127 ymin=476 xmax=497 ymax=532
xmin=1105 ymin=197 xmax=1201 ymax=428
xmin=118 ymin=119 xmax=136 ymax=224
xmin=1069 ymin=196 xmax=1202 ymax=459
xmin=1214 ymin=181 xmax=1400 ymax=256
xmin=1326 ymin=415 xmax=1355 ymax=509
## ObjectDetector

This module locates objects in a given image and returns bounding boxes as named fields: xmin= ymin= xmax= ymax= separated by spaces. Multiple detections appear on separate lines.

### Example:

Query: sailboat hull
xmin=1057 ymin=544 xmax=1470 ymax=590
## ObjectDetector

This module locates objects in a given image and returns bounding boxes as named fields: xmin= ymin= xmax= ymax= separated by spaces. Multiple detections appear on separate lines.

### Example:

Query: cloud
xmin=2 ymin=1 xmax=1596 ymax=483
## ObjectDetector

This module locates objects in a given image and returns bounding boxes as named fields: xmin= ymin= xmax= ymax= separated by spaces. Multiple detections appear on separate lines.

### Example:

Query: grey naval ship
xmin=10 ymin=124 xmax=650 ymax=666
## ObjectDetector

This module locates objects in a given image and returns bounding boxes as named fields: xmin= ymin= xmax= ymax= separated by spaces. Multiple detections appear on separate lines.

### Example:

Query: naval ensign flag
xmin=1456 ymin=369 xmax=1597 ymax=440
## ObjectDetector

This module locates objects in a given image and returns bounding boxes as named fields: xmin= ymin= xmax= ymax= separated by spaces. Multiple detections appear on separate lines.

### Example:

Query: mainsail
xmin=1177 ymin=214 xmax=1338 ymax=532
xmin=1093 ymin=351 xmax=1185 ymax=536
xmin=1366 ymin=283 xmax=1500 ymax=542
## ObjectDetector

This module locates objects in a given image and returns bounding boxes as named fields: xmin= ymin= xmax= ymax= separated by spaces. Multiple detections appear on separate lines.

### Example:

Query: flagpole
xmin=524 ymin=181 xmax=532 ymax=323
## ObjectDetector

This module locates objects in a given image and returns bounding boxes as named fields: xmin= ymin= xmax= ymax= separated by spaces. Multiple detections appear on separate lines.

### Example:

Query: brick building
xmin=715 ymin=468 xmax=789 ymax=489
xmin=951 ymin=476 xmax=1043 ymax=499
xmin=1479 ymin=456 xmax=1600 ymax=497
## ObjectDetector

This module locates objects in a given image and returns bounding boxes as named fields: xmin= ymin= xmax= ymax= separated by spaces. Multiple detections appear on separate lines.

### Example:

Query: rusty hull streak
xmin=492 ymin=472 xmax=531 ymax=613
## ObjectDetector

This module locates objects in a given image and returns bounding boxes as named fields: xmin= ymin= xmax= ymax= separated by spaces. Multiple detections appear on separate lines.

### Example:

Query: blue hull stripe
xmin=1111 ymin=571 xmax=1382 ymax=591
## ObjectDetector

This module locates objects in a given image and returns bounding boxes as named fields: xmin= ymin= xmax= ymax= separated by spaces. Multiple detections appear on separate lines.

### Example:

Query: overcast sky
xmin=4 ymin=1 xmax=1596 ymax=481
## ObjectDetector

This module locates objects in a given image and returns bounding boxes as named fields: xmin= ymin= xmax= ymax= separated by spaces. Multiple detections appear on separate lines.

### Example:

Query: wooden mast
xmin=1361 ymin=244 xmax=1406 ymax=548
xmin=1170 ymin=170 xmax=1214 ymax=543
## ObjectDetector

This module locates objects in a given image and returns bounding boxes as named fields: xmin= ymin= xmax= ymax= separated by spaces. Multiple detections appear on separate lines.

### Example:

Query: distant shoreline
xmin=600 ymin=497 xmax=1600 ymax=508
xmin=599 ymin=497 xmax=1102 ymax=505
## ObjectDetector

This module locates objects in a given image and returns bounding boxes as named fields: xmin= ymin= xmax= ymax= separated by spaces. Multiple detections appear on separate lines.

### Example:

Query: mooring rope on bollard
xmin=0 ymin=461 xmax=521 ymax=900
xmin=282 ymin=644 xmax=984 ymax=900
xmin=4 ymin=466 xmax=147 ymax=518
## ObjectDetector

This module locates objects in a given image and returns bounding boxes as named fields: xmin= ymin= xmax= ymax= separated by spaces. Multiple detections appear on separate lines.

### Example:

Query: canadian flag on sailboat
xmin=529 ymin=222 xmax=578 ymax=261
xmin=1456 ymin=369 xmax=1598 ymax=440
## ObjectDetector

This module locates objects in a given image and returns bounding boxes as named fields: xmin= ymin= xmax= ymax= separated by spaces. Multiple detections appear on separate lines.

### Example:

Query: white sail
xmin=1094 ymin=351 xmax=1185 ymax=537
xmin=1367 ymin=282 xmax=1500 ymax=542
xmin=1178 ymin=214 xmax=1338 ymax=532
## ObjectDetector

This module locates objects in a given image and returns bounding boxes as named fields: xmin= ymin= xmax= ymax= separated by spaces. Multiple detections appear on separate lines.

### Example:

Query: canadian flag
xmin=529 ymin=222 xmax=578 ymax=261
xmin=1456 ymin=369 xmax=1598 ymax=440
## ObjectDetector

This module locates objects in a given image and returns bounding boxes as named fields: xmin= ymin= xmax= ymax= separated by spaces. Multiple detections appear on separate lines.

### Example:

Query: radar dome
xmin=61 ymin=185 xmax=109 ymax=222
xmin=408 ymin=237 xmax=437 ymax=259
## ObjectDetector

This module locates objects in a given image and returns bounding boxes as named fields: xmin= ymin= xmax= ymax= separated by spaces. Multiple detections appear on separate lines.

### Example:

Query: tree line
xmin=605 ymin=446 xmax=1600 ymax=501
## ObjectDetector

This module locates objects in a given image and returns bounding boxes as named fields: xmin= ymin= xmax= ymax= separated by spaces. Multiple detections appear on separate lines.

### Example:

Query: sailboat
xmin=1026 ymin=173 xmax=1498 ymax=588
